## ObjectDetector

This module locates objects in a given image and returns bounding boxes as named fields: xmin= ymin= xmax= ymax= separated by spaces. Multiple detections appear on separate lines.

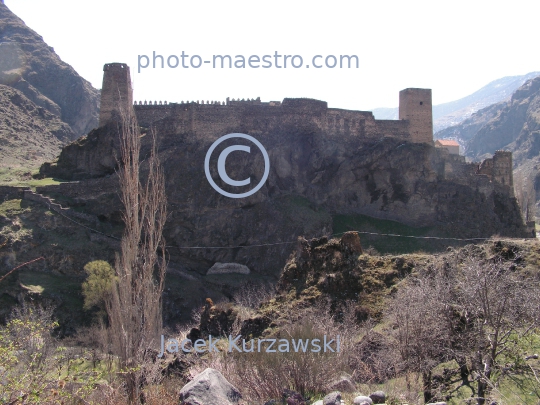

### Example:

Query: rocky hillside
xmin=0 ymin=2 xmax=99 ymax=166
xmin=437 ymin=76 xmax=540 ymax=219
xmin=373 ymin=72 xmax=540 ymax=133
xmin=0 ymin=84 xmax=72 ymax=167
xmin=37 ymin=116 xmax=529 ymax=279
xmin=458 ymin=77 xmax=540 ymax=162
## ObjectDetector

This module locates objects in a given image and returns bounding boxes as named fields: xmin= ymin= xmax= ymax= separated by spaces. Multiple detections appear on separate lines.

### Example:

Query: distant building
xmin=435 ymin=139 xmax=460 ymax=155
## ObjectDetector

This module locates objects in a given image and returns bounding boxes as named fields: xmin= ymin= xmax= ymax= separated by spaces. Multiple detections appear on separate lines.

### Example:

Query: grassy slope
xmin=333 ymin=213 xmax=466 ymax=254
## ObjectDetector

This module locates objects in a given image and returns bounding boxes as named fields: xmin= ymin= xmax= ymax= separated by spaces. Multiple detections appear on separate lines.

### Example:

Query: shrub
xmin=0 ymin=303 xmax=103 ymax=404
xmin=81 ymin=260 xmax=115 ymax=311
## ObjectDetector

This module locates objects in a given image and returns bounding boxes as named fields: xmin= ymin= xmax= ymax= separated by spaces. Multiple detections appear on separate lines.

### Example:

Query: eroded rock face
xmin=179 ymin=368 xmax=242 ymax=405
xmin=0 ymin=85 xmax=72 ymax=166
xmin=0 ymin=3 xmax=99 ymax=138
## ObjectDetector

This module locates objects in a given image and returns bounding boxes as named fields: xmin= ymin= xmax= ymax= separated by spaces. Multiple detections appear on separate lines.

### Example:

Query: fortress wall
xmin=134 ymin=104 xmax=175 ymax=127
xmin=133 ymin=98 xmax=399 ymax=143
xmin=474 ymin=151 xmax=514 ymax=195
xmin=0 ymin=186 xmax=27 ymax=201
xmin=493 ymin=151 xmax=513 ymax=195
xmin=371 ymin=119 xmax=411 ymax=140
xmin=325 ymin=109 xmax=373 ymax=138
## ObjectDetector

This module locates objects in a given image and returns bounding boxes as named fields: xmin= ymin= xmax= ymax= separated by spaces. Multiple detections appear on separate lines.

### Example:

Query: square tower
xmin=399 ymin=88 xmax=433 ymax=145
xmin=99 ymin=63 xmax=133 ymax=127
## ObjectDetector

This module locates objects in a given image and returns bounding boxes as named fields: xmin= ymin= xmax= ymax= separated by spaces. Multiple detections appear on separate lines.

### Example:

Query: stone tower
xmin=493 ymin=150 xmax=514 ymax=195
xmin=399 ymin=88 xmax=433 ymax=145
xmin=98 ymin=63 xmax=133 ymax=127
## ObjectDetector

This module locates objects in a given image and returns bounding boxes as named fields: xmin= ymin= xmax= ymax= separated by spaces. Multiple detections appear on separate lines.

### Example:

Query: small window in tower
xmin=420 ymin=101 xmax=423 ymax=105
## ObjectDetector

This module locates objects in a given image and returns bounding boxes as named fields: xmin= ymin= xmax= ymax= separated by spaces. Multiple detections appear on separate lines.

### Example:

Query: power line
xmin=46 ymin=203 xmax=528 ymax=250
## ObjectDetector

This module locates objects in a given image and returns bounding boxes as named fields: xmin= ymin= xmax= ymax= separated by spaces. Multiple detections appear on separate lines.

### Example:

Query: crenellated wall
xmin=98 ymin=63 xmax=430 ymax=147
xmin=130 ymin=97 xmax=414 ymax=143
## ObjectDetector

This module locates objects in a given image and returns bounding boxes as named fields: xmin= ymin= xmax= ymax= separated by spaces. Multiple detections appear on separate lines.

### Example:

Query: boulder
xmin=207 ymin=262 xmax=250 ymax=275
xmin=323 ymin=391 xmax=342 ymax=405
xmin=328 ymin=375 xmax=355 ymax=392
xmin=353 ymin=395 xmax=373 ymax=405
xmin=369 ymin=391 xmax=386 ymax=404
xmin=179 ymin=368 xmax=242 ymax=405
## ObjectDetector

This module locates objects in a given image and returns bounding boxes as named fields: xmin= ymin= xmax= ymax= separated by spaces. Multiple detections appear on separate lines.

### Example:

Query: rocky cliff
xmin=0 ymin=2 xmax=99 ymax=140
xmin=0 ymin=84 xmax=72 ymax=167
xmin=39 ymin=106 xmax=529 ymax=277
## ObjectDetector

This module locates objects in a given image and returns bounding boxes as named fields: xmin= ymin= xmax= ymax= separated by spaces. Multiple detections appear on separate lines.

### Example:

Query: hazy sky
xmin=4 ymin=0 xmax=540 ymax=110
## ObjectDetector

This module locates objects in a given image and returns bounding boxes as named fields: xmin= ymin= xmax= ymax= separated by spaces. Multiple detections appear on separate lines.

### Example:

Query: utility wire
xmin=47 ymin=203 xmax=528 ymax=250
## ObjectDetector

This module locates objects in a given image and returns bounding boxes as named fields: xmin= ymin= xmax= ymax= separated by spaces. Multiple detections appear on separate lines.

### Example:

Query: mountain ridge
xmin=0 ymin=2 xmax=99 ymax=142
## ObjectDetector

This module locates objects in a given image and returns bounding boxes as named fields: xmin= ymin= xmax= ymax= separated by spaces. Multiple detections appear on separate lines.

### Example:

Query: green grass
xmin=18 ymin=271 xmax=83 ymax=308
xmin=0 ymin=199 xmax=26 ymax=218
xmin=0 ymin=166 xmax=63 ymax=189
xmin=333 ymin=213 xmax=464 ymax=254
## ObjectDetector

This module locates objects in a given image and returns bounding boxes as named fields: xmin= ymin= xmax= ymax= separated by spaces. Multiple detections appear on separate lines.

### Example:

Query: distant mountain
xmin=443 ymin=77 xmax=540 ymax=163
xmin=0 ymin=2 xmax=99 ymax=141
xmin=372 ymin=72 xmax=540 ymax=133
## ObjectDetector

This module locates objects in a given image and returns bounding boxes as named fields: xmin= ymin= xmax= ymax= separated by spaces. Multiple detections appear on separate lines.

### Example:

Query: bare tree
xmin=385 ymin=272 xmax=453 ymax=403
xmin=386 ymin=255 xmax=540 ymax=405
xmin=455 ymin=258 xmax=540 ymax=405
xmin=514 ymin=170 xmax=536 ymax=222
xmin=105 ymin=106 xmax=168 ymax=403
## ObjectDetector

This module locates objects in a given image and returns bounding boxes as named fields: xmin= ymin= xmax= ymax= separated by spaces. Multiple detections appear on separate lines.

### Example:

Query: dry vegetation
xmin=2 ymin=238 xmax=540 ymax=404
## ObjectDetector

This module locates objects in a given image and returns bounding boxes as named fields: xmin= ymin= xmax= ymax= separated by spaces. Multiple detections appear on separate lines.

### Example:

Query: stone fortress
xmin=100 ymin=62 xmax=515 ymax=199
xmin=39 ymin=62 xmax=534 ymax=278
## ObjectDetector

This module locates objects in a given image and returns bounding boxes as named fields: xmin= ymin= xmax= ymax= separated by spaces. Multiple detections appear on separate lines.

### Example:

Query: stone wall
xmin=0 ymin=186 xmax=27 ymax=201
xmin=132 ymin=97 xmax=414 ymax=145
xmin=97 ymin=63 xmax=431 ymax=148
xmin=476 ymin=150 xmax=514 ymax=196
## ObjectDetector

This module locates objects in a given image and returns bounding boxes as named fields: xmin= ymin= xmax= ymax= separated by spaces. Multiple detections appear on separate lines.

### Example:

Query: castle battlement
xmin=99 ymin=63 xmax=432 ymax=146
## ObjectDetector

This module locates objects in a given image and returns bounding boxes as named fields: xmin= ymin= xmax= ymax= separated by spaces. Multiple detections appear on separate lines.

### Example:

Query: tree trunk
xmin=423 ymin=370 xmax=433 ymax=404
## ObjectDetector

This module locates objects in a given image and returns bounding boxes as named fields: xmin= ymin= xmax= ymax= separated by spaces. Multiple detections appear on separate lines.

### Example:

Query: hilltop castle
xmin=98 ymin=62 xmax=515 ymax=197
xmin=37 ymin=62 xmax=533 ymax=279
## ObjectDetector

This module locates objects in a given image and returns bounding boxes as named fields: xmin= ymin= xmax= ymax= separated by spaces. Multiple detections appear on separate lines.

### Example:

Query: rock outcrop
xmin=0 ymin=85 xmax=71 ymax=166
xmin=207 ymin=262 xmax=250 ymax=275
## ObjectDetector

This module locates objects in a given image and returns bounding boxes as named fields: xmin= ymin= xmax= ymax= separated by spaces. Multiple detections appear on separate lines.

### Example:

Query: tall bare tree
xmin=105 ymin=106 xmax=167 ymax=403
xmin=514 ymin=170 xmax=536 ymax=222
